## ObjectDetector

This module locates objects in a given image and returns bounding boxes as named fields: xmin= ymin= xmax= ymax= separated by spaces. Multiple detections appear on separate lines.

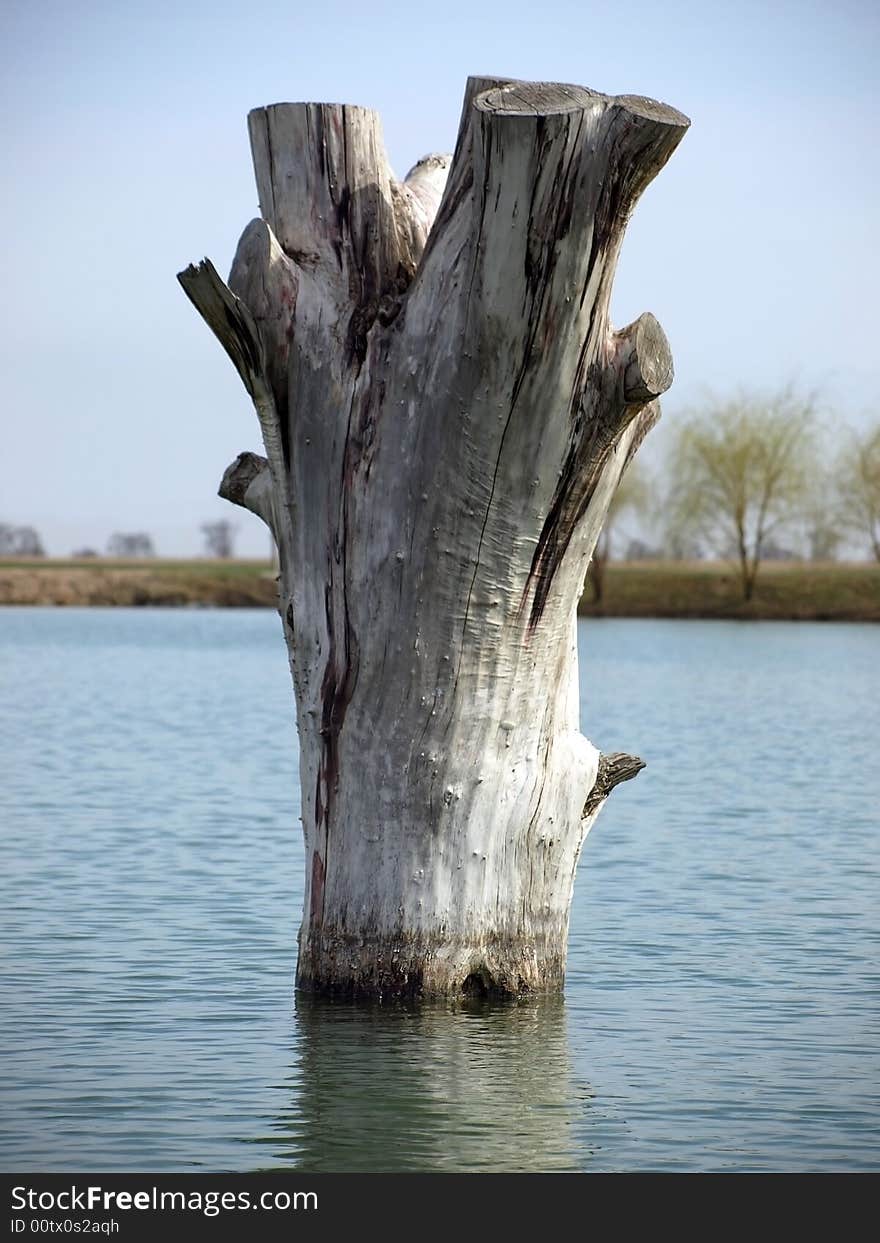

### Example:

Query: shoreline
xmin=0 ymin=559 xmax=878 ymax=621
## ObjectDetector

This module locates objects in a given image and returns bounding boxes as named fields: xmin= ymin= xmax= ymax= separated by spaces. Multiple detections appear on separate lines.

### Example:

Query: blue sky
xmin=2 ymin=0 xmax=877 ymax=555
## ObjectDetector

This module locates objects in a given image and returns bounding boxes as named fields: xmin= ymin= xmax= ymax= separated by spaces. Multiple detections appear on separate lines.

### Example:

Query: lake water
xmin=1 ymin=608 xmax=878 ymax=1172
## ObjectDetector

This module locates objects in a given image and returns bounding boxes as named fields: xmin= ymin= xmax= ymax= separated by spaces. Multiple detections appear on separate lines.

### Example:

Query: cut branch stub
xmin=583 ymin=752 xmax=646 ymax=819
xmin=396 ymin=154 xmax=452 ymax=268
xmin=218 ymin=451 xmax=274 ymax=531
xmin=617 ymin=312 xmax=674 ymax=404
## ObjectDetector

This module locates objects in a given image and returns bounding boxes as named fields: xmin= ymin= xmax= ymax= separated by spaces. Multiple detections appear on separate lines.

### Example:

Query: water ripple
xmin=0 ymin=610 xmax=878 ymax=1171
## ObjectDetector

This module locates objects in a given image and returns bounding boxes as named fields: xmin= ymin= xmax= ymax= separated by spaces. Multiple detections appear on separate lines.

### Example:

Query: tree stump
xmin=179 ymin=76 xmax=689 ymax=998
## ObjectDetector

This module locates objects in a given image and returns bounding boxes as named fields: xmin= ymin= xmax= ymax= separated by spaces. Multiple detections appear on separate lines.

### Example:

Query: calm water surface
xmin=1 ymin=609 xmax=878 ymax=1171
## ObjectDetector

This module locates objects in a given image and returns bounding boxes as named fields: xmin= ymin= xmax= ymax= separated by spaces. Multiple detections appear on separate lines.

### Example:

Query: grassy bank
xmin=578 ymin=561 xmax=880 ymax=621
xmin=0 ymin=558 xmax=878 ymax=620
xmin=0 ymin=559 xmax=278 ymax=607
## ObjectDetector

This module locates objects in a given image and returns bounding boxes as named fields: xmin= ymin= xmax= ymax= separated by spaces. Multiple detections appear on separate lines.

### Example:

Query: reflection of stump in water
xmin=267 ymin=998 xmax=592 ymax=1172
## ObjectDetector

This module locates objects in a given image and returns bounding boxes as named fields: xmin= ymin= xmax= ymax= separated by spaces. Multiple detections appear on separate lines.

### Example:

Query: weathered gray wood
xmin=177 ymin=258 xmax=289 ymax=531
xmin=179 ymin=76 xmax=688 ymax=998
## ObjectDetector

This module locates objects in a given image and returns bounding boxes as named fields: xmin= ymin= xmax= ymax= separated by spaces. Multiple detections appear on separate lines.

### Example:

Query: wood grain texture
xmin=179 ymin=77 xmax=688 ymax=998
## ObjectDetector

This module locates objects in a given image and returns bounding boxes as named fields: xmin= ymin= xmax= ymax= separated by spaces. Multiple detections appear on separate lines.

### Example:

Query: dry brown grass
xmin=0 ymin=559 xmax=277 ymax=607
xmin=1 ymin=558 xmax=877 ymax=619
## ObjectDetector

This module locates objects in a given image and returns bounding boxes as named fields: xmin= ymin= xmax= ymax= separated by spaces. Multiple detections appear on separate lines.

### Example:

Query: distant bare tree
xmin=0 ymin=524 xmax=46 ymax=556
xmin=201 ymin=520 xmax=236 ymax=559
xmin=666 ymin=389 xmax=817 ymax=600
xmin=837 ymin=422 xmax=880 ymax=561
xmin=107 ymin=532 xmax=155 ymax=558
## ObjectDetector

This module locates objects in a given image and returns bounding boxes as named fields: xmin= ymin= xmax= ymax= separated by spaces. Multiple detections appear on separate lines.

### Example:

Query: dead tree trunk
xmin=179 ymin=77 xmax=688 ymax=998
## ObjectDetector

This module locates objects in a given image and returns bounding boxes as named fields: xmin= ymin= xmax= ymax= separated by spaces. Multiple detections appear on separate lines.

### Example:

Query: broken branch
xmin=583 ymin=751 xmax=646 ymax=818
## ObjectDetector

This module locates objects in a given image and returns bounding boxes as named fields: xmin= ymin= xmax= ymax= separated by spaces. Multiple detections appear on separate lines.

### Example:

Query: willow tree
xmin=667 ymin=390 xmax=817 ymax=599
xmin=179 ymin=77 xmax=688 ymax=997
